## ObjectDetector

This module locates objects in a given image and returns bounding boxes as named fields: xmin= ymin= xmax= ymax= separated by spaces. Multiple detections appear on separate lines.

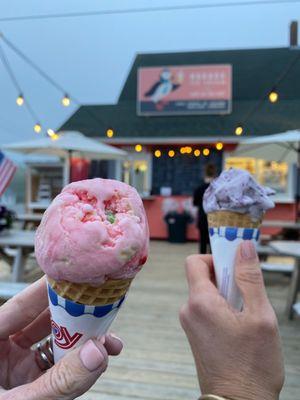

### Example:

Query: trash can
xmin=164 ymin=211 xmax=193 ymax=243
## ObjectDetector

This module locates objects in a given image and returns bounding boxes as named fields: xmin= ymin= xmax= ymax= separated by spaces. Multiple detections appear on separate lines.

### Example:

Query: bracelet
xmin=200 ymin=395 xmax=230 ymax=400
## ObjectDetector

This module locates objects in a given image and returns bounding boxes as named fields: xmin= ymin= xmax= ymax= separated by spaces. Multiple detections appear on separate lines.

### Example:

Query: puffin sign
xmin=137 ymin=65 xmax=232 ymax=116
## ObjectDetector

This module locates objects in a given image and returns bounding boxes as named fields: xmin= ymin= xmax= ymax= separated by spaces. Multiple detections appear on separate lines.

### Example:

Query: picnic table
xmin=0 ymin=229 xmax=35 ymax=282
xmin=269 ymin=241 xmax=300 ymax=319
xmin=16 ymin=213 xmax=43 ymax=230
xmin=262 ymin=220 xmax=300 ymax=229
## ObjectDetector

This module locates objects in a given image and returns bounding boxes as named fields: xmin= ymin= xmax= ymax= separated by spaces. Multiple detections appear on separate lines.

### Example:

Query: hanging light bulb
xmin=106 ymin=128 xmax=114 ymax=138
xmin=51 ymin=133 xmax=60 ymax=141
xmin=16 ymin=94 xmax=24 ymax=106
xmin=186 ymin=146 xmax=192 ymax=154
xmin=61 ymin=94 xmax=71 ymax=107
xmin=194 ymin=149 xmax=201 ymax=157
xmin=34 ymin=123 xmax=42 ymax=133
xmin=216 ymin=142 xmax=224 ymax=151
xmin=269 ymin=90 xmax=279 ymax=103
xmin=154 ymin=150 xmax=161 ymax=158
xmin=168 ymin=150 xmax=175 ymax=158
xmin=235 ymin=125 xmax=243 ymax=136
xmin=47 ymin=129 xmax=56 ymax=137
xmin=135 ymin=144 xmax=142 ymax=152
xmin=203 ymin=148 xmax=210 ymax=156
xmin=180 ymin=147 xmax=186 ymax=154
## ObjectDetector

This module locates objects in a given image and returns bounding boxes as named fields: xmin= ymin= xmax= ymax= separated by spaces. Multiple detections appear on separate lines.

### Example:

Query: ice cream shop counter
xmin=142 ymin=195 xmax=299 ymax=241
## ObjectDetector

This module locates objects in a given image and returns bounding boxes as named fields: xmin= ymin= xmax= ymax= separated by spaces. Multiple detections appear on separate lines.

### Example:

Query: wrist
xmin=199 ymin=391 xmax=279 ymax=400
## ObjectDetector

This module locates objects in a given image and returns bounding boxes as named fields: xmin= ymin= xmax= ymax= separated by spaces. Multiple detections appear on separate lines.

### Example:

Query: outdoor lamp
xmin=61 ymin=94 xmax=71 ymax=107
xmin=154 ymin=150 xmax=161 ymax=158
xmin=168 ymin=150 xmax=175 ymax=157
xmin=269 ymin=90 xmax=279 ymax=103
xmin=106 ymin=128 xmax=114 ymax=138
xmin=135 ymin=144 xmax=143 ymax=152
xmin=34 ymin=123 xmax=42 ymax=133
xmin=235 ymin=125 xmax=243 ymax=136
xmin=194 ymin=149 xmax=201 ymax=157
xmin=16 ymin=94 xmax=24 ymax=106
xmin=203 ymin=148 xmax=210 ymax=156
xmin=47 ymin=129 xmax=56 ymax=137
xmin=216 ymin=142 xmax=224 ymax=150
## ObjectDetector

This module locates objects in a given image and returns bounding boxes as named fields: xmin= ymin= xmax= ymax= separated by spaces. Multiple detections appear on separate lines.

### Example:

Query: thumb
xmin=6 ymin=338 xmax=109 ymax=400
xmin=38 ymin=338 xmax=108 ymax=399
xmin=235 ymin=240 xmax=268 ymax=312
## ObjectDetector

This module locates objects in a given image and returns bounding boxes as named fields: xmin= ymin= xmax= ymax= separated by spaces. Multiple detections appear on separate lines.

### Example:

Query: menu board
xmin=152 ymin=151 xmax=222 ymax=195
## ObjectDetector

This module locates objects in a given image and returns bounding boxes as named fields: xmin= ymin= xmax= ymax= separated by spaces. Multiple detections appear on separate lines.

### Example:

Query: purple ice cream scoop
xmin=203 ymin=168 xmax=275 ymax=221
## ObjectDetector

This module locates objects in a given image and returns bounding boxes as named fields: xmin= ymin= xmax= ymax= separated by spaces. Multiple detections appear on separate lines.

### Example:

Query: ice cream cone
xmin=47 ymin=277 xmax=133 ymax=306
xmin=207 ymin=210 xmax=261 ymax=229
xmin=47 ymin=277 xmax=133 ymax=362
xmin=207 ymin=211 xmax=262 ymax=311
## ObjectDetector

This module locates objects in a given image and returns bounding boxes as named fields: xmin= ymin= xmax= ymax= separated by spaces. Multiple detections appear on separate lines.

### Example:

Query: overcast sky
xmin=0 ymin=0 xmax=299 ymax=146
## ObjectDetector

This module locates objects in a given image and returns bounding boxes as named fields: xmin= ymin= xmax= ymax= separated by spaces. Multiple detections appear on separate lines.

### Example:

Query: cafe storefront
xmin=60 ymin=47 xmax=300 ymax=239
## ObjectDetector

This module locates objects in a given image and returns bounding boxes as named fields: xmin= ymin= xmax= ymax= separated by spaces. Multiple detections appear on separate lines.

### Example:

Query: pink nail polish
xmin=80 ymin=339 xmax=104 ymax=371
xmin=240 ymin=241 xmax=257 ymax=260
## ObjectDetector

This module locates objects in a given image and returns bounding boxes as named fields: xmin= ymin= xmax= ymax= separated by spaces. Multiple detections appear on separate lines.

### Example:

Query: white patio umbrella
xmin=231 ymin=130 xmax=300 ymax=219
xmin=230 ymin=130 xmax=300 ymax=164
xmin=3 ymin=131 xmax=127 ymax=184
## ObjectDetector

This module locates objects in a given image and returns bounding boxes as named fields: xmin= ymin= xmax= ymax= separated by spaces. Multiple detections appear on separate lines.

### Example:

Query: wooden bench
xmin=0 ymin=281 xmax=29 ymax=300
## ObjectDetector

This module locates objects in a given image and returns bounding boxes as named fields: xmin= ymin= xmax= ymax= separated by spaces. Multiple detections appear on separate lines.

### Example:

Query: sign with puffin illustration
xmin=137 ymin=65 xmax=232 ymax=116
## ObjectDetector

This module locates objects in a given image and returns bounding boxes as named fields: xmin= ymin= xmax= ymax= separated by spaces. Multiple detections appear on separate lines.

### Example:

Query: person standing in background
xmin=193 ymin=164 xmax=216 ymax=254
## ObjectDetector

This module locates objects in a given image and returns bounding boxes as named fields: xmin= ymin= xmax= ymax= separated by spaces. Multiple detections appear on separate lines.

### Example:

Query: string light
xmin=16 ymin=94 xmax=24 ymax=106
xmin=194 ymin=149 xmax=201 ymax=157
xmin=235 ymin=125 xmax=243 ymax=136
xmin=135 ymin=144 xmax=142 ymax=152
xmin=47 ymin=128 xmax=56 ymax=137
xmin=186 ymin=146 xmax=192 ymax=154
xmin=34 ymin=123 xmax=42 ymax=133
xmin=180 ymin=147 xmax=186 ymax=154
xmin=51 ymin=133 xmax=60 ymax=141
xmin=203 ymin=148 xmax=210 ymax=156
xmin=106 ymin=128 xmax=114 ymax=138
xmin=216 ymin=142 xmax=224 ymax=150
xmin=269 ymin=90 xmax=279 ymax=103
xmin=154 ymin=150 xmax=161 ymax=158
xmin=61 ymin=94 xmax=71 ymax=107
xmin=168 ymin=150 xmax=175 ymax=158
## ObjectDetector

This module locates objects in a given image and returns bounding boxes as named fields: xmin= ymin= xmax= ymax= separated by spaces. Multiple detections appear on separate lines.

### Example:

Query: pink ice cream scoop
xmin=35 ymin=178 xmax=149 ymax=285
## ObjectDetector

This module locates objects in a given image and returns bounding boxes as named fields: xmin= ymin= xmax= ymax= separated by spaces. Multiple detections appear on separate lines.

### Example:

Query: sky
xmin=0 ymin=0 xmax=299 ymax=147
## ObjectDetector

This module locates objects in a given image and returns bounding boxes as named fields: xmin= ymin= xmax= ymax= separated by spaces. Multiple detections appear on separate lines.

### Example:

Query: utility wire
xmin=0 ymin=33 xmax=108 ymax=131
xmin=241 ymin=51 xmax=300 ymax=126
xmin=1 ymin=34 xmax=67 ymax=94
xmin=0 ymin=42 xmax=40 ymax=123
xmin=0 ymin=0 xmax=299 ymax=22
xmin=0 ymin=43 xmax=22 ymax=93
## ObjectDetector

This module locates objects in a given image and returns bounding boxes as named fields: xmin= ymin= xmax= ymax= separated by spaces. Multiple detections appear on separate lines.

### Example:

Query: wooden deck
xmin=1 ymin=240 xmax=300 ymax=399
xmin=78 ymin=241 xmax=300 ymax=400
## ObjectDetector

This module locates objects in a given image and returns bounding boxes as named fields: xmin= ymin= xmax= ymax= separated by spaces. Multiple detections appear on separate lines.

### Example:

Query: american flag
xmin=0 ymin=151 xmax=17 ymax=197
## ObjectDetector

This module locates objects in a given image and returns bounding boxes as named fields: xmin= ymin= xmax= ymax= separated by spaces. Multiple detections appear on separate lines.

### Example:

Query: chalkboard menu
xmin=152 ymin=150 xmax=222 ymax=195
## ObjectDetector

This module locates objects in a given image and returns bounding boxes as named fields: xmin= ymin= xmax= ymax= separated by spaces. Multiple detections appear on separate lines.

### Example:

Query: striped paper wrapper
xmin=209 ymin=226 xmax=260 ymax=310
xmin=47 ymin=282 xmax=125 ymax=362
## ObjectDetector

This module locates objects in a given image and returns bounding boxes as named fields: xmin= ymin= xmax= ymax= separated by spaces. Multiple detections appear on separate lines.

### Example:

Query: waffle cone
xmin=207 ymin=211 xmax=261 ymax=229
xmin=47 ymin=277 xmax=133 ymax=306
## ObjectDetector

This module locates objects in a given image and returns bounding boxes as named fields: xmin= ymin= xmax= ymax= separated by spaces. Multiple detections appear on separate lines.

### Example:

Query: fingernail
xmin=240 ymin=241 xmax=257 ymax=260
xmin=80 ymin=339 xmax=104 ymax=371
xmin=99 ymin=335 xmax=106 ymax=345
xmin=110 ymin=333 xmax=124 ymax=346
